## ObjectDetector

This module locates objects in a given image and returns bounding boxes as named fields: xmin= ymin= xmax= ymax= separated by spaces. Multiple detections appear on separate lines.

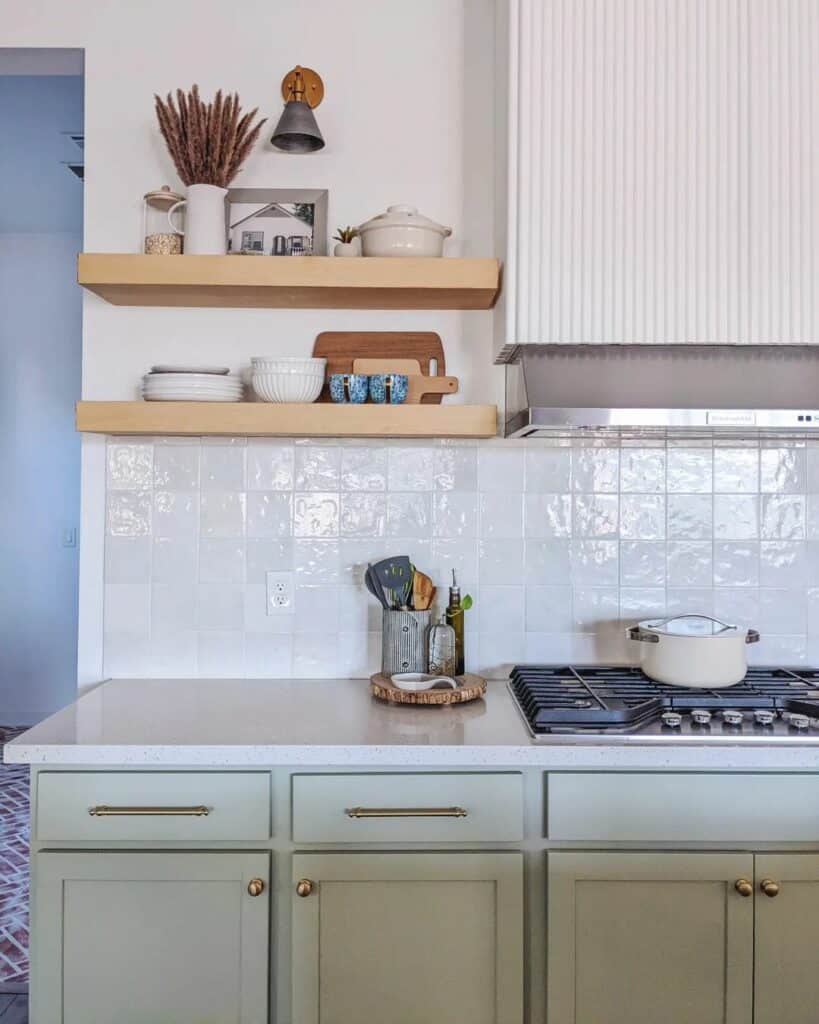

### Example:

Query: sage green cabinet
xmin=548 ymin=852 xmax=754 ymax=1024
xmin=754 ymin=854 xmax=819 ymax=1024
xmin=32 ymin=851 xmax=270 ymax=1024
xmin=291 ymin=851 xmax=524 ymax=1024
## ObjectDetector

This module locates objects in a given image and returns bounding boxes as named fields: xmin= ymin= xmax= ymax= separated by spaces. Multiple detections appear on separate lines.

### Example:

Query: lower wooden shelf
xmin=75 ymin=401 xmax=499 ymax=438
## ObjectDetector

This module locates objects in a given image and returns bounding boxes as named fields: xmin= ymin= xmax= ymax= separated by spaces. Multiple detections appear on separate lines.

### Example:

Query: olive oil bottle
xmin=445 ymin=570 xmax=465 ymax=676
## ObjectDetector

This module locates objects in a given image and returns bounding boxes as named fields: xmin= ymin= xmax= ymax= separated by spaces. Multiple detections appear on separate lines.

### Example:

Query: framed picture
xmin=226 ymin=187 xmax=328 ymax=257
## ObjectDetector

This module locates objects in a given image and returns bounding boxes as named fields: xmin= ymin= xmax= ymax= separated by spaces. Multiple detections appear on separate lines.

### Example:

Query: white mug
xmin=167 ymin=184 xmax=228 ymax=255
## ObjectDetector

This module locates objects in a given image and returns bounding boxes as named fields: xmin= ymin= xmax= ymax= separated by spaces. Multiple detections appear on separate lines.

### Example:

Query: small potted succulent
xmin=333 ymin=225 xmax=361 ymax=257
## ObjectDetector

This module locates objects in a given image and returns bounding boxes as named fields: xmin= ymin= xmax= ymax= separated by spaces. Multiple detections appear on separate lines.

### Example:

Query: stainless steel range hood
xmin=504 ymin=345 xmax=819 ymax=439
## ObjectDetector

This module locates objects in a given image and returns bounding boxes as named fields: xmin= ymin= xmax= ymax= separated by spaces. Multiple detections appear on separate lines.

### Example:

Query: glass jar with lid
xmin=143 ymin=185 xmax=184 ymax=254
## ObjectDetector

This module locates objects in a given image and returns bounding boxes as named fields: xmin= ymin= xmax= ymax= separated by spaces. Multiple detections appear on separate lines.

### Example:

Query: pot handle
xmin=645 ymin=614 xmax=737 ymax=633
xmin=746 ymin=629 xmax=760 ymax=644
xmin=627 ymin=626 xmax=659 ymax=644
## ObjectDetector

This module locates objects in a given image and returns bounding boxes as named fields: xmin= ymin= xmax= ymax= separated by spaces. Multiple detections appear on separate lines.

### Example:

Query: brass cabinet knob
xmin=247 ymin=878 xmax=265 ymax=897
xmin=296 ymin=878 xmax=314 ymax=898
xmin=760 ymin=878 xmax=780 ymax=898
xmin=734 ymin=878 xmax=753 ymax=897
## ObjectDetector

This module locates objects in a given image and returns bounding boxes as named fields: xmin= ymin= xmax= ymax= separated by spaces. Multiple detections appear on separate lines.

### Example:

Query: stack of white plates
xmin=142 ymin=366 xmax=244 ymax=402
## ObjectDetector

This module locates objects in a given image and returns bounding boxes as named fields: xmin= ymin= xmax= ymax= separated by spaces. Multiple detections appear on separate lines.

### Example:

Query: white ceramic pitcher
xmin=167 ymin=184 xmax=228 ymax=255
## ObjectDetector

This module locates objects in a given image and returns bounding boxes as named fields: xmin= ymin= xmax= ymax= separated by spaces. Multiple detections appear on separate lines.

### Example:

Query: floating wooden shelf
xmin=75 ymin=402 xmax=499 ymax=438
xmin=77 ymin=254 xmax=501 ymax=309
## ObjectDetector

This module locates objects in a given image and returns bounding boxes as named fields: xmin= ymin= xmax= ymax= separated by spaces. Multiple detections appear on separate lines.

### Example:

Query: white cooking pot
xmin=357 ymin=204 xmax=452 ymax=257
xmin=627 ymin=614 xmax=760 ymax=688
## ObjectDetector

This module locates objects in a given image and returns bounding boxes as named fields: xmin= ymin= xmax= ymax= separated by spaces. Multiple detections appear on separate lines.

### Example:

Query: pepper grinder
xmin=445 ymin=570 xmax=465 ymax=676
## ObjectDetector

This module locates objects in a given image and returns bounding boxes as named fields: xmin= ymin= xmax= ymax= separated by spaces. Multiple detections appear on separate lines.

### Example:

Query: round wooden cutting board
xmin=370 ymin=673 xmax=487 ymax=706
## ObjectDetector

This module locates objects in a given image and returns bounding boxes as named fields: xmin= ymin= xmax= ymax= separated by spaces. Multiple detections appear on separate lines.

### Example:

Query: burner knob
xmin=722 ymin=709 xmax=744 ymax=727
xmin=661 ymin=711 xmax=682 ymax=728
xmin=753 ymin=709 xmax=775 ymax=727
xmin=691 ymin=709 xmax=712 ymax=726
xmin=789 ymin=713 xmax=810 ymax=730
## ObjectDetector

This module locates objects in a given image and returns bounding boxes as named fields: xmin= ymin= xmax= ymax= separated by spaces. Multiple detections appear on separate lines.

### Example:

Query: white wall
xmin=0 ymin=1 xmax=501 ymax=685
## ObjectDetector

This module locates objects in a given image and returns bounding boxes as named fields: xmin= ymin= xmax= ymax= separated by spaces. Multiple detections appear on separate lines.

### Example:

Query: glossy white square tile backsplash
xmin=102 ymin=437 xmax=819 ymax=679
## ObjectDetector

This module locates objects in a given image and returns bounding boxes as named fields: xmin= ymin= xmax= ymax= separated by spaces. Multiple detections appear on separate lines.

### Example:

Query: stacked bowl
xmin=142 ymin=367 xmax=244 ymax=402
xmin=251 ymin=357 xmax=326 ymax=403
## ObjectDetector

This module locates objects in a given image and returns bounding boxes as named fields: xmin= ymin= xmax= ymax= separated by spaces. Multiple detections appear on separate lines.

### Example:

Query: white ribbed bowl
xmin=251 ymin=371 xmax=324 ymax=403
xmin=250 ymin=357 xmax=327 ymax=375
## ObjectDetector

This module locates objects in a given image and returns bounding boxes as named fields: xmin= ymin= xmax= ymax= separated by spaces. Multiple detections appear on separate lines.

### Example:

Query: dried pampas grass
xmin=154 ymin=84 xmax=266 ymax=188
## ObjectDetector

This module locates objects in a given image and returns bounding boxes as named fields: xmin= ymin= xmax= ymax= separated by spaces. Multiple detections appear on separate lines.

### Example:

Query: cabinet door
xmin=32 ymin=851 xmax=269 ymax=1024
xmin=754 ymin=854 xmax=819 ymax=1024
xmin=548 ymin=852 xmax=754 ymax=1024
xmin=292 ymin=852 xmax=523 ymax=1024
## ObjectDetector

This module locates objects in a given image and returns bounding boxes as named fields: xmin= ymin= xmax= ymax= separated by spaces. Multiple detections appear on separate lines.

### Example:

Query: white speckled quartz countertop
xmin=7 ymin=678 xmax=819 ymax=770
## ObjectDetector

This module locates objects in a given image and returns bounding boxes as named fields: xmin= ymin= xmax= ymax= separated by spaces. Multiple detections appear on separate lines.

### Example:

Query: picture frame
xmin=226 ymin=187 xmax=328 ymax=257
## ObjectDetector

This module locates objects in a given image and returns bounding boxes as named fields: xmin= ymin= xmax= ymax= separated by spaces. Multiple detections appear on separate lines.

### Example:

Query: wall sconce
xmin=271 ymin=66 xmax=325 ymax=153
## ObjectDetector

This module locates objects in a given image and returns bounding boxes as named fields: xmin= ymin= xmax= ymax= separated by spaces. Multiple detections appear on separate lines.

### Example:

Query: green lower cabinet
xmin=291 ymin=851 xmax=524 ymax=1024
xmin=548 ymin=851 xmax=755 ymax=1024
xmin=754 ymin=854 xmax=819 ymax=1024
xmin=32 ymin=851 xmax=270 ymax=1024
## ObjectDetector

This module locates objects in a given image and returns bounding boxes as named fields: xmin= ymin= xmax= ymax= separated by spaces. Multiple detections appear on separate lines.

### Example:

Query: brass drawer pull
xmin=345 ymin=806 xmax=468 ymax=819
xmin=88 ymin=805 xmax=211 ymax=817
xmin=734 ymin=878 xmax=753 ymax=897
xmin=247 ymin=878 xmax=265 ymax=897
xmin=760 ymin=878 xmax=780 ymax=898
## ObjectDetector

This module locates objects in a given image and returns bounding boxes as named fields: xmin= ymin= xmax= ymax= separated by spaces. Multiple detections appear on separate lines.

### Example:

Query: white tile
xmin=808 ymin=449 xmax=819 ymax=492
xmin=103 ymin=632 xmax=153 ymax=676
xmin=667 ymin=494 xmax=712 ymax=539
xmin=477 ymin=585 xmax=524 ymax=633
xmin=104 ymin=584 xmax=150 ymax=634
xmin=336 ymin=631 xmax=375 ymax=678
xmin=571 ymin=448 xmax=619 ymax=492
xmin=760 ymin=447 xmax=806 ymax=494
xmin=666 ymin=449 xmax=713 ymax=493
xmin=619 ymin=589 xmax=666 ymax=619
xmin=197 ymin=583 xmax=244 ymax=630
xmin=477 ymin=447 xmax=525 ymax=492
xmin=713 ymin=448 xmax=759 ymax=493
xmin=107 ymin=443 xmax=153 ymax=490
xmin=294 ymin=540 xmax=341 ymax=583
xmin=480 ymin=492 xmax=523 ymax=538
xmin=431 ymin=538 xmax=480 ymax=591
xmin=245 ymin=634 xmax=293 ymax=677
xmin=713 ymin=542 xmax=759 ymax=587
xmin=573 ymin=494 xmax=619 ymax=537
xmin=807 ymin=495 xmax=819 ymax=539
xmin=713 ymin=589 xmax=760 ymax=627
xmin=524 ymin=494 xmax=572 ymax=539
xmin=199 ymin=539 xmax=245 ymax=583
xmin=524 ymin=539 xmax=572 ymax=585
xmin=523 ymin=633 xmax=573 ymax=662
xmin=293 ymin=493 xmax=339 ymax=538
xmin=525 ymin=447 xmax=571 ymax=492
xmin=151 ymin=582 xmax=196 ymax=635
xmin=619 ymin=495 xmax=665 ymax=539
xmin=759 ymin=541 xmax=808 ymax=587
xmin=154 ymin=492 xmax=199 ymax=537
xmin=570 ymin=540 xmax=619 ymax=586
xmin=341 ymin=447 xmax=387 ymax=491
xmin=714 ymin=495 xmax=759 ymax=539
xmin=758 ymin=589 xmax=807 ymax=635
xmin=385 ymin=493 xmax=431 ymax=537
xmin=434 ymin=447 xmax=478 ymax=491
xmin=525 ymin=585 xmax=573 ymax=632
xmin=245 ymin=539 xmax=293 ymax=584
xmin=295 ymin=585 xmax=340 ymax=632
xmin=105 ymin=536 xmax=152 ymax=583
xmin=478 ymin=539 xmax=525 ymax=584
xmin=200 ymin=445 xmax=246 ymax=491
xmin=107 ymin=492 xmax=152 ymax=537
xmin=807 ymin=588 xmax=819 ymax=635
xmin=666 ymin=541 xmax=712 ymax=587
xmin=760 ymin=494 xmax=806 ymax=540
xmin=292 ymin=633 xmax=342 ymax=677
xmin=388 ymin=447 xmax=434 ymax=490
xmin=148 ymin=632 xmax=197 ymax=677
xmin=433 ymin=492 xmax=478 ymax=538
xmin=197 ymin=631 xmax=244 ymax=676
xmin=572 ymin=588 xmax=620 ymax=630
xmin=295 ymin=446 xmax=340 ymax=490
xmin=666 ymin=588 xmax=715 ymax=616
xmin=620 ymin=541 xmax=666 ymax=586
xmin=247 ymin=492 xmax=292 ymax=539
xmin=243 ymin=584 xmax=294 ymax=634
xmin=748 ymin=635 xmax=806 ymax=666
xmin=153 ymin=446 xmax=199 ymax=490
xmin=340 ymin=493 xmax=387 ymax=537
xmin=247 ymin=442 xmax=294 ymax=491
xmin=152 ymin=537 xmax=198 ymax=583
xmin=477 ymin=632 xmax=526 ymax=677
xmin=337 ymin=585 xmax=372 ymax=632
xmin=620 ymin=449 xmax=666 ymax=493
xmin=199 ymin=492 xmax=245 ymax=538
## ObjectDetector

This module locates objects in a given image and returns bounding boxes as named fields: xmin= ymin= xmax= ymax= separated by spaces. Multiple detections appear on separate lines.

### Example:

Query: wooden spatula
xmin=412 ymin=570 xmax=436 ymax=611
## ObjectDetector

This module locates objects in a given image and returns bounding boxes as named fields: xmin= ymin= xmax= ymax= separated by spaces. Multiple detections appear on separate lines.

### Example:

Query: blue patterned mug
xmin=369 ymin=373 xmax=409 ymax=404
xmin=329 ymin=373 xmax=369 ymax=404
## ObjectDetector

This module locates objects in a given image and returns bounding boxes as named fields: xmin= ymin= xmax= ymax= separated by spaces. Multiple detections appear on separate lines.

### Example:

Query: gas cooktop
xmin=509 ymin=665 xmax=819 ymax=743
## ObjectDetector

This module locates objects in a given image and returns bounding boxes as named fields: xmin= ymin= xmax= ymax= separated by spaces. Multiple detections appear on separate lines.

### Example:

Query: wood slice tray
xmin=370 ymin=673 xmax=487 ymax=706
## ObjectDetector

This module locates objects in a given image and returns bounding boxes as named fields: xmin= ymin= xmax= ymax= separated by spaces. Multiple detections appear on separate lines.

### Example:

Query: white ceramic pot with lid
xmin=627 ymin=614 xmax=760 ymax=688
xmin=357 ymin=204 xmax=452 ymax=257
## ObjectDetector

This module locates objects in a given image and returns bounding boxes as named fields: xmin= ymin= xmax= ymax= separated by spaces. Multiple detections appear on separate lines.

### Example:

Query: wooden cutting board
xmin=313 ymin=332 xmax=446 ymax=404
xmin=352 ymin=359 xmax=458 ymax=403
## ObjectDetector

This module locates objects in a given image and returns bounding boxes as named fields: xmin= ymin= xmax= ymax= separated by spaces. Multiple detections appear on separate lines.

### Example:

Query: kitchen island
xmin=8 ymin=678 xmax=819 ymax=1024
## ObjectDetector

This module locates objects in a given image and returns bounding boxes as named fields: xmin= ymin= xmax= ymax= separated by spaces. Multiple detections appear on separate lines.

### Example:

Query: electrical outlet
xmin=266 ymin=571 xmax=294 ymax=615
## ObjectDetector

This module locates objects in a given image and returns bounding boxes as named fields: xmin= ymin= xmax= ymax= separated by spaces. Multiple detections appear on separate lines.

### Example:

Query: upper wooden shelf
xmin=77 ymin=254 xmax=501 ymax=310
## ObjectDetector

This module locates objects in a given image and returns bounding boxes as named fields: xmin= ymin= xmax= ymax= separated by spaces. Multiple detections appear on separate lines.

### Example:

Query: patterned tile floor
xmin=0 ymin=728 xmax=29 ymax=986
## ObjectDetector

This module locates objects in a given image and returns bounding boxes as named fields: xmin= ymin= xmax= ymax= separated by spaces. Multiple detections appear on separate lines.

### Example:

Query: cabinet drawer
xmin=548 ymin=773 xmax=819 ymax=842
xmin=292 ymin=773 xmax=523 ymax=843
xmin=35 ymin=772 xmax=271 ymax=841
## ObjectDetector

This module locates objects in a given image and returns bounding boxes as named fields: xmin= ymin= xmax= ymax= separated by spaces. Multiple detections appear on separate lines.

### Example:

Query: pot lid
xmin=144 ymin=184 xmax=184 ymax=208
xmin=639 ymin=614 xmax=741 ymax=638
xmin=358 ymin=204 xmax=452 ymax=237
